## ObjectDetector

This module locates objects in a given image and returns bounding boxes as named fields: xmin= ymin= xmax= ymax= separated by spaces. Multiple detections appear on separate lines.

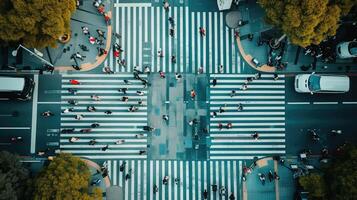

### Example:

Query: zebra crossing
xmin=107 ymin=160 xmax=242 ymax=200
xmin=209 ymin=74 xmax=286 ymax=160
xmin=60 ymin=74 xmax=148 ymax=159
xmin=107 ymin=2 xmax=243 ymax=73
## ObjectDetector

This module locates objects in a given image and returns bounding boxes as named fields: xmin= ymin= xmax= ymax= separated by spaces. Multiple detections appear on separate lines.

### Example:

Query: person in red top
xmin=114 ymin=49 xmax=120 ymax=58
xmin=98 ymin=5 xmax=105 ymax=14
xmin=190 ymin=89 xmax=196 ymax=100
xmin=199 ymin=27 xmax=206 ymax=37
xmin=89 ymin=36 xmax=96 ymax=44
xmin=69 ymin=79 xmax=80 ymax=85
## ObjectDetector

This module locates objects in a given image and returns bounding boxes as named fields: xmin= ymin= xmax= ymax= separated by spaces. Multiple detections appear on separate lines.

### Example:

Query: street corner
xmin=243 ymin=157 xmax=295 ymax=200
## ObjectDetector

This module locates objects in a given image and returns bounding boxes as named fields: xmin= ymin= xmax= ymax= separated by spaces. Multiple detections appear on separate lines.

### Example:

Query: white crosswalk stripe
xmin=109 ymin=4 xmax=242 ymax=73
xmin=209 ymin=74 xmax=286 ymax=160
xmin=60 ymin=74 xmax=148 ymax=159
xmin=107 ymin=160 xmax=242 ymax=200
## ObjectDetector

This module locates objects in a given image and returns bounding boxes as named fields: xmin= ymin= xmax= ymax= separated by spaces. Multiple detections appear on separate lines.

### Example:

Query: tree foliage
xmin=33 ymin=153 xmax=102 ymax=200
xmin=0 ymin=0 xmax=76 ymax=48
xmin=258 ymin=0 xmax=357 ymax=47
xmin=299 ymin=173 xmax=327 ymax=199
xmin=0 ymin=151 xmax=32 ymax=200
xmin=325 ymin=144 xmax=357 ymax=200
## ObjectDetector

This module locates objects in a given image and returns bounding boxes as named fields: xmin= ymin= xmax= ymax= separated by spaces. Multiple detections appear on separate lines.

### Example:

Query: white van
xmin=0 ymin=76 xmax=35 ymax=100
xmin=295 ymin=73 xmax=350 ymax=94
xmin=336 ymin=41 xmax=357 ymax=59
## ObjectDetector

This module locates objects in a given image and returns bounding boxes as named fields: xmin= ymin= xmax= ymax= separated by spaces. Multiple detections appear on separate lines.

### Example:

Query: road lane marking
xmin=31 ymin=74 xmax=39 ymax=154
xmin=313 ymin=102 xmax=338 ymax=105
xmin=114 ymin=3 xmax=151 ymax=7
xmin=287 ymin=102 xmax=310 ymax=105
xmin=0 ymin=127 xmax=31 ymax=130
xmin=38 ymin=102 xmax=62 ymax=104
xmin=342 ymin=102 xmax=357 ymax=104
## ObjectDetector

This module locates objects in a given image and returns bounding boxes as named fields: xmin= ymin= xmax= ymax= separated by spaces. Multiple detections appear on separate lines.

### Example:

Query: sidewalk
xmin=82 ymin=159 xmax=111 ymax=189
xmin=234 ymin=1 xmax=357 ymax=74
xmin=242 ymin=157 xmax=295 ymax=200
xmin=46 ymin=0 xmax=113 ymax=72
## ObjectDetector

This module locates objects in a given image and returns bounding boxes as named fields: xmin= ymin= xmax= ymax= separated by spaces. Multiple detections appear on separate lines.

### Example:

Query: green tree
xmin=299 ymin=173 xmax=327 ymax=200
xmin=33 ymin=153 xmax=102 ymax=200
xmin=258 ymin=0 xmax=357 ymax=47
xmin=0 ymin=0 xmax=76 ymax=48
xmin=0 ymin=151 xmax=32 ymax=200
xmin=325 ymin=144 xmax=357 ymax=200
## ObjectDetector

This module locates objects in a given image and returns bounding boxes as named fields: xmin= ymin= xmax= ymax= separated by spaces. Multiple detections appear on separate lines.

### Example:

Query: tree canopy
xmin=0 ymin=0 xmax=76 ymax=48
xmin=299 ymin=173 xmax=327 ymax=199
xmin=0 ymin=151 xmax=32 ymax=200
xmin=258 ymin=0 xmax=357 ymax=47
xmin=33 ymin=153 xmax=102 ymax=200
xmin=325 ymin=144 xmax=357 ymax=200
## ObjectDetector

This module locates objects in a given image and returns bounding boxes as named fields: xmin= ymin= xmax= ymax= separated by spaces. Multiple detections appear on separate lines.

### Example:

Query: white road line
xmin=174 ymin=161 xmax=177 ymax=200
xmin=231 ymin=30 xmax=235 ymax=73
xmin=192 ymin=161 xmax=196 ymax=200
xmin=119 ymin=160 xmax=123 ymax=187
xmin=210 ymin=100 xmax=285 ymax=105
xmin=162 ymin=7 xmax=166 ymax=72
xmin=209 ymin=161 xmax=213 ymax=199
xmin=125 ymin=160 xmax=129 ymax=200
xmin=139 ymin=7 xmax=143 ymax=67
xmin=168 ymin=161 xmax=172 ymax=200
xmin=313 ymin=102 xmax=338 ymax=105
xmin=185 ymin=7 xmax=189 ymax=72
xmin=287 ymin=102 xmax=310 ymax=105
xmin=197 ymin=12 xmax=201 ymax=73
xmin=145 ymin=7 xmax=148 ymax=42
xmin=212 ymin=139 xmax=285 ymax=143
xmin=204 ymin=161 xmax=207 ymax=194
xmin=180 ymin=7 xmax=184 ymax=72
xmin=31 ymin=74 xmax=39 ymax=154
xmin=162 ymin=161 xmax=166 ymax=199
xmin=225 ymin=26 xmax=230 ymax=73
xmin=180 ymin=161 xmax=183 ymax=200
xmin=210 ymin=127 xmax=285 ymax=132
xmin=215 ymin=161 xmax=219 ymax=200
xmin=156 ymin=7 xmax=160 ymax=72
xmin=237 ymin=41 xmax=241 ymax=73
xmin=191 ymin=13 xmax=195 ymax=73
xmin=210 ymin=106 xmax=284 ymax=110
xmin=342 ymin=101 xmax=357 ymax=104
xmin=220 ymin=12 xmax=224 ymax=72
xmin=198 ymin=161 xmax=201 ymax=200
xmin=121 ymin=7 xmax=125 ymax=72
xmin=168 ymin=8 xmax=173 ymax=73
xmin=138 ymin=160 xmax=141 ymax=200
xmin=208 ymin=12 xmax=212 ymax=74
xmin=0 ymin=127 xmax=31 ymax=130
xmin=210 ymin=150 xmax=286 ymax=154
xmin=133 ymin=7 xmax=137 ymax=68
xmin=38 ymin=101 xmax=62 ymax=104
xmin=234 ymin=161 xmax=238 ymax=197
xmin=227 ymin=161 xmax=231 ymax=195
xmin=203 ymin=12 xmax=207 ymax=73
xmin=151 ymin=7 xmax=155 ymax=70
xmin=131 ymin=160 xmax=135 ymax=199
xmin=114 ymin=3 xmax=151 ymax=7
xmin=210 ymin=155 xmax=264 ymax=160
xmin=214 ymin=12 xmax=218 ymax=74
xmin=156 ymin=160 xmax=159 ymax=200
xmin=186 ymin=161 xmax=189 ymax=200
xmin=144 ymin=160 xmax=147 ymax=199
xmin=174 ymin=7 xmax=178 ymax=72
xmin=127 ymin=7 xmax=131 ymax=71
xmin=150 ymin=160 xmax=153 ymax=200
xmin=113 ymin=160 xmax=117 ymax=185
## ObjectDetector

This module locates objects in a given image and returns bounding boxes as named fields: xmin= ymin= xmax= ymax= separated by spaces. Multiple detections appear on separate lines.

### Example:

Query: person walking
xmin=219 ymin=65 xmax=224 ymax=73
xmin=169 ymin=28 xmax=175 ymax=37
xmin=62 ymin=108 xmax=74 ymax=113
xmin=81 ymin=26 xmax=90 ymax=35
xmin=175 ymin=73 xmax=182 ymax=80
xmin=104 ymin=110 xmax=112 ymax=115
xmin=80 ymin=128 xmax=92 ymax=133
xmin=219 ymin=186 xmax=226 ymax=196
xmin=162 ymin=115 xmax=169 ymax=121
xmin=199 ymin=27 xmax=206 ymax=37
xmin=41 ymin=111 xmax=54 ymax=117
xmin=69 ymin=137 xmax=79 ymax=143
xmin=101 ymin=144 xmax=109 ymax=151
xmin=69 ymin=79 xmax=80 ymax=85
xmin=229 ymin=193 xmax=235 ymax=200
xmin=159 ymin=70 xmax=165 ymax=78
xmin=119 ymin=161 xmax=126 ymax=172
xmin=190 ymin=89 xmax=196 ymax=100
xmin=254 ymin=72 xmax=261 ymax=80
xmin=115 ymin=139 xmax=125 ymax=144
xmin=168 ymin=17 xmax=175 ymax=26
xmin=219 ymin=106 xmax=225 ymax=113
xmin=89 ymin=139 xmax=97 ymax=145
xmin=218 ymin=123 xmax=223 ymax=130
xmin=212 ymin=78 xmax=217 ymax=86
xmin=230 ymin=90 xmax=236 ymax=97
xmin=96 ymin=29 xmax=106 ymax=39
xmin=87 ymin=106 xmax=96 ymax=112
xmin=203 ymin=189 xmax=208 ymax=199
xmin=212 ymin=111 xmax=217 ymax=118
xmin=91 ymin=95 xmax=100 ymax=101
xmin=241 ymin=84 xmax=248 ymax=90
xmin=153 ymin=184 xmax=159 ymax=194
xmin=118 ymin=88 xmax=128 ymax=94
xmin=139 ymin=150 xmax=146 ymax=155
xmin=273 ymin=73 xmax=279 ymax=81
xmin=252 ymin=132 xmax=259 ymax=140
xmin=163 ymin=1 xmax=170 ymax=12
xmin=91 ymin=122 xmax=100 ymax=128
xmin=75 ymin=114 xmax=84 ymax=120
xmin=136 ymin=91 xmax=145 ymax=96
xmin=227 ymin=123 xmax=233 ymax=129
xmin=162 ymin=176 xmax=169 ymax=185
xmin=68 ymin=88 xmax=77 ymax=95
xmin=237 ymin=103 xmax=243 ymax=111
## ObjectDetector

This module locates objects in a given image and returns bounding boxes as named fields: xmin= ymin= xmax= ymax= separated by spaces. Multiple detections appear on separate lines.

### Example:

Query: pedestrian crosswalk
xmin=107 ymin=159 xmax=242 ymax=200
xmin=209 ymin=74 xmax=286 ymax=160
xmin=60 ymin=74 xmax=148 ymax=159
xmin=107 ymin=1 xmax=243 ymax=73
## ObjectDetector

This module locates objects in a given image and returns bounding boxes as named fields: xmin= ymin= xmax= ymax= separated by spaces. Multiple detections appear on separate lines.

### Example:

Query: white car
xmin=295 ymin=73 xmax=350 ymax=94
xmin=336 ymin=41 xmax=357 ymax=59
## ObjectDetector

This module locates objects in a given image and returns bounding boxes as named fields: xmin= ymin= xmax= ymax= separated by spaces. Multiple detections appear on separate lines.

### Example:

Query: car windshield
xmin=348 ymin=42 xmax=357 ymax=55
xmin=308 ymin=74 xmax=321 ymax=92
